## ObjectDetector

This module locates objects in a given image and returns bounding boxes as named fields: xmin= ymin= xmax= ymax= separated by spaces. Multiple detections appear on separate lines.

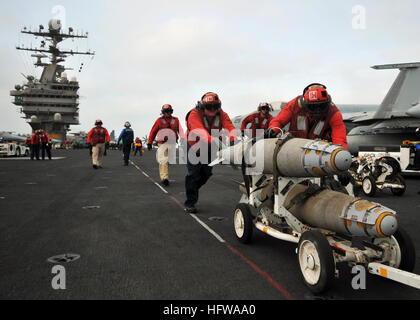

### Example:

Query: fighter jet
xmin=0 ymin=131 xmax=27 ymax=143
xmin=0 ymin=131 xmax=62 ymax=146
xmin=346 ymin=62 xmax=420 ymax=154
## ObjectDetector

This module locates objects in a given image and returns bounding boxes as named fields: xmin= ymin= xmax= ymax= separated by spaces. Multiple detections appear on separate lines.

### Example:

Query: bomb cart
xmin=349 ymin=152 xmax=406 ymax=197
xmin=212 ymin=134 xmax=420 ymax=293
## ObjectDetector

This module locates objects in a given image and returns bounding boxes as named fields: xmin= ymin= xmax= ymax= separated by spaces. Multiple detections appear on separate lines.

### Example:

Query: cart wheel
xmin=362 ymin=176 xmax=376 ymax=197
xmin=233 ymin=203 xmax=253 ymax=244
xmin=393 ymin=227 xmax=416 ymax=272
xmin=391 ymin=173 xmax=406 ymax=196
xmin=297 ymin=231 xmax=335 ymax=294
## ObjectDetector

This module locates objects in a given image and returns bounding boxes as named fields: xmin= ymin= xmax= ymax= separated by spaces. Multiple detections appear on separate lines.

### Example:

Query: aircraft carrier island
xmin=9 ymin=19 xmax=94 ymax=143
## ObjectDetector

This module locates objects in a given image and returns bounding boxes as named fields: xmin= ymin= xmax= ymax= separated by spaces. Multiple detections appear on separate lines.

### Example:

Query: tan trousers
xmin=92 ymin=143 xmax=106 ymax=166
xmin=157 ymin=143 xmax=176 ymax=181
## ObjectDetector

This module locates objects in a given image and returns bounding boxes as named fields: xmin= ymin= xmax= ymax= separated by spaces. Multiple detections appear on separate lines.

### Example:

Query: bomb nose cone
xmin=332 ymin=149 xmax=352 ymax=171
xmin=379 ymin=214 xmax=398 ymax=237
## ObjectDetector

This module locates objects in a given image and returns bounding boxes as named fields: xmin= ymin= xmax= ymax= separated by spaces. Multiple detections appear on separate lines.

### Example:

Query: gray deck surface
xmin=1 ymin=149 xmax=420 ymax=300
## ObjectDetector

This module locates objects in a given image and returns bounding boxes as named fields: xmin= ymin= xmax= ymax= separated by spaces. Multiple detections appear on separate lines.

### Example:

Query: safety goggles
xmin=204 ymin=102 xmax=221 ymax=111
xmin=162 ymin=109 xmax=173 ymax=114
xmin=305 ymin=102 xmax=329 ymax=113
xmin=260 ymin=106 xmax=270 ymax=111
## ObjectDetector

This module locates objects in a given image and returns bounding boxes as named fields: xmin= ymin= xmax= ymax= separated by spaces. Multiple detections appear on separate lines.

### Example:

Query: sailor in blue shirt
xmin=118 ymin=122 xmax=134 ymax=166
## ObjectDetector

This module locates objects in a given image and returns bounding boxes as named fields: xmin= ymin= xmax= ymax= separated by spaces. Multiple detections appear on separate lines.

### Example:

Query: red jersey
xmin=186 ymin=108 xmax=237 ymax=147
xmin=40 ymin=132 xmax=50 ymax=144
xmin=269 ymin=96 xmax=347 ymax=149
xmin=148 ymin=116 xmax=184 ymax=144
xmin=241 ymin=112 xmax=274 ymax=138
xmin=87 ymin=127 xmax=111 ymax=144
xmin=31 ymin=133 xmax=42 ymax=145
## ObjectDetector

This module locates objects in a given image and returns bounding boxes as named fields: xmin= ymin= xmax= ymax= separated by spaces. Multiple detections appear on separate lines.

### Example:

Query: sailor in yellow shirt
xmin=134 ymin=137 xmax=143 ymax=156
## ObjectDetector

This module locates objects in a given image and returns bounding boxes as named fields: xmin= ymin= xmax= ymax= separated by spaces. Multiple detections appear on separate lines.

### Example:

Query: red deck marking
xmin=224 ymin=243 xmax=296 ymax=300
xmin=131 ymin=160 xmax=296 ymax=300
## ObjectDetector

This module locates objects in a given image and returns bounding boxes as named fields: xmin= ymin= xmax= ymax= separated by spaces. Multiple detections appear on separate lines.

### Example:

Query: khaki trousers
xmin=157 ymin=143 xmax=176 ymax=181
xmin=92 ymin=143 xmax=106 ymax=166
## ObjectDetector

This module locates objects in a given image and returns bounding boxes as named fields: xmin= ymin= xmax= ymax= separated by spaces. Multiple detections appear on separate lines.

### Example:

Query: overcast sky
xmin=1 ymin=0 xmax=420 ymax=139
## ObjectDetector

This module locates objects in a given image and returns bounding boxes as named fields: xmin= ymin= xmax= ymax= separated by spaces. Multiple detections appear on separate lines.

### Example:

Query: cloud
xmin=2 ymin=0 xmax=420 ymax=139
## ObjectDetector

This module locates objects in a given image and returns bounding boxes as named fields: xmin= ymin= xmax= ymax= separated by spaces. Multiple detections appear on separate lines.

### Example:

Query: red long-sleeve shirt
xmin=31 ymin=133 xmax=41 ymax=145
xmin=269 ymin=97 xmax=348 ymax=149
xmin=241 ymin=112 xmax=274 ymax=138
xmin=186 ymin=108 xmax=237 ymax=146
xmin=40 ymin=132 xmax=50 ymax=144
xmin=148 ymin=116 xmax=185 ymax=145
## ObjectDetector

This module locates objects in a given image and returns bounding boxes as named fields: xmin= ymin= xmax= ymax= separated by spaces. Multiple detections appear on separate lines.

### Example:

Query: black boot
xmin=184 ymin=205 xmax=197 ymax=214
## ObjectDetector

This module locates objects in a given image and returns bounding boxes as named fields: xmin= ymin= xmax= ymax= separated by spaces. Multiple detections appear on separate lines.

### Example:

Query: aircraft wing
xmin=342 ymin=111 xmax=375 ymax=122
xmin=370 ymin=118 xmax=420 ymax=130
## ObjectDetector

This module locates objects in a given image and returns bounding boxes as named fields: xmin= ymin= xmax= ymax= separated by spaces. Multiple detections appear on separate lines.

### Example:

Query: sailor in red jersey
xmin=241 ymin=102 xmax=274 ymax=139
xmin=184 ymin=92 xmax=237 ymax=213
xmin=39 ymin=129 xmax=52 ymax=160
xmin=30 ymin=130 xmax=41 ymax=160
xmin=24 ymin=136 xmax=31 ymax=146
xmin=25 ymin=135 xmax=32 ymax=157
xmin=87 ymin=120 xmax=110 ymax=169
xmin=147 ymin=104 xmax=184 ymax=186
xmin=268 ymin=83 xmax=347 ymax=149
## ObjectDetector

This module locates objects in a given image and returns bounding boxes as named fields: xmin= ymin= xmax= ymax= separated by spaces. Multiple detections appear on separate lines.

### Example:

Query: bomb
xmin=284 ymin=184 xmax=398 ymax=238
xmin=214 ymin=136 xmax=352 ymax=177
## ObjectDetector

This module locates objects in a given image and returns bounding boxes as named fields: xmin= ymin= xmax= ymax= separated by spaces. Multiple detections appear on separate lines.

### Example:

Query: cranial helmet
xmin=300 ymin=85 xmax=331 ymax=117
xmin=258 ymin=102 xmax=273 ymax=112
xmin=161 ymin=104 xmax=173 ymax=114
xmin=199 ymin=92 xmax=221 ymax=111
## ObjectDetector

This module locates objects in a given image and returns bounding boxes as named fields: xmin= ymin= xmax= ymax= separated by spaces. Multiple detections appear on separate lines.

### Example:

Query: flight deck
xmin=1 ymin=149 xmax=420 ymax=300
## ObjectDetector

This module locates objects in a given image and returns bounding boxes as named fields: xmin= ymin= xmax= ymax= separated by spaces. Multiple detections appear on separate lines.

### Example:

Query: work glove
xmin=337 ymin=171 xmax=351 ymax=186
xmin=147 ymin=144 xmax=152 ymax=151
xmin=264 ymin=129 xmax=279 ymax=139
